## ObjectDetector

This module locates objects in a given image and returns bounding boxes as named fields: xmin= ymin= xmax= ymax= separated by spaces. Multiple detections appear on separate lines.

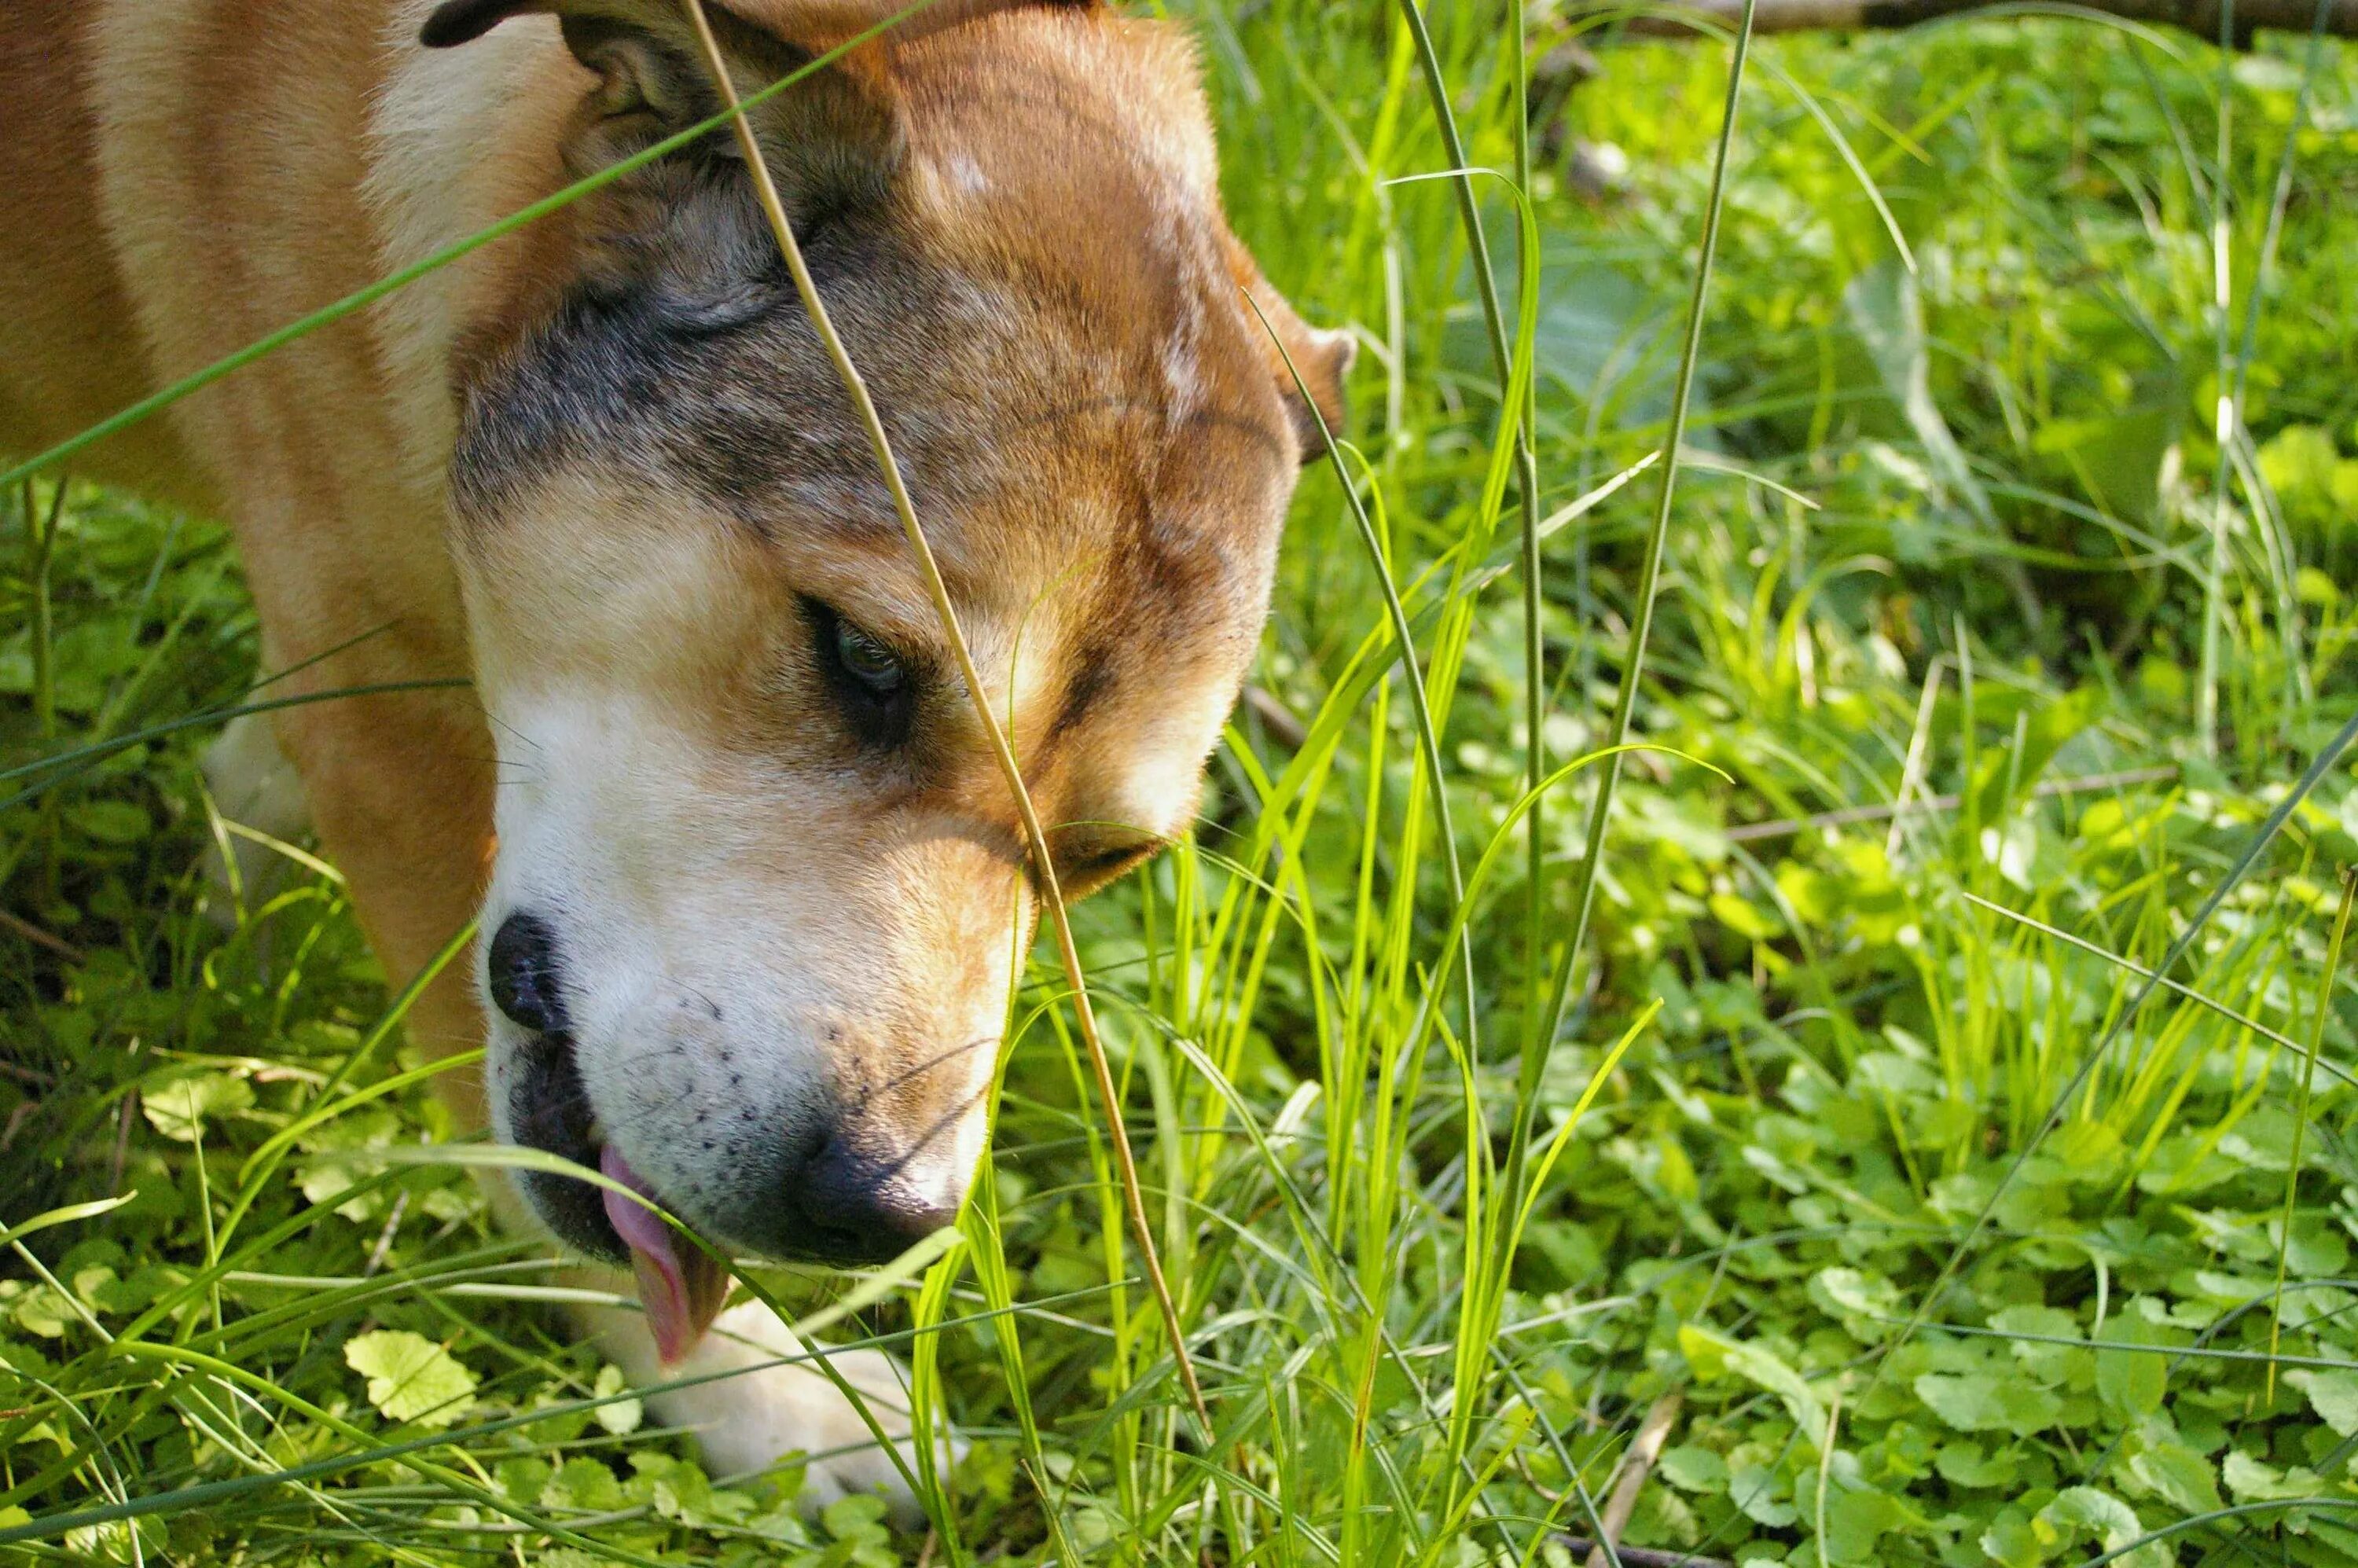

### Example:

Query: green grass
xmin=8 ymin=3 xmax=2358 ymax=1565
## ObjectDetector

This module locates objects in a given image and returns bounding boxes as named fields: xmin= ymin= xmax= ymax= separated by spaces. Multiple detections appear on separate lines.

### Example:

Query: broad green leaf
xmin=1729 ymin=1460 xmax=1799 ymax=1528
xmin=592 ymin=1362 xmax=643 ymax=1437
xmin=2035 ymin=1487 xmax=2168 ymax=1568
xmin=343 ymin=1329 xmax=476 ymax=1427
xmin=67 ymin=799 xmax=151 ymax=846
xmin=542 ymin=1456 xmax=626 ymax=1513
xmin=2223 ymin=1449 xmax=2326 ymax=1505
xmin=2218 ymin=1108 xmax=2310 ymax=1173
xmin=2095 ymin=1308 xmax=2174 ymax=1418
xmin=2277 ymin=1215 xmax=2352 ymax=1280
xmin=141 ymin=1071 xmax=255 ymax=1143
xmin=2125 ymin=1438 xmax=2221 ymax=1516
xmin=2286 ymin=1368 xmax=2358 ymax=1438
xmin=1681 ymin=1325 xmax=1825 ymax=1436
xmin=1709 ymin=891 xmax=1780 ymax=940
xmin=1912 ymin=1372 xmax=2060 ymax=1436
xmin=1979 ymin=1510 xmax=2042 ymax=1568
xmin=1658 ymin=1445 xmax=1729 ymax=1493
xmin=1988 ymin=1304 xmax=2081 ymax=1386
xmin=296 ymin=1107 xmax=402 ymax=1221
xmin=1811 ymin=1266 xmax=1903 ymax=1340
xmin=1824 ymin=1488 xmax=1912 ymax=1566
xmin=1936 ymin=1441 xmax=2019 ymax=1488
xmin=8 ymin=1284 xmax=73 ymax=1340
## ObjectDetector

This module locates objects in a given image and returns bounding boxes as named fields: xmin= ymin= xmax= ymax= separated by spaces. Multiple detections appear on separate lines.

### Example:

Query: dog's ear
xmin=421 ymin=0 xmax=1089 ymax=226
xmin=1222 ymin=231 xmax=1355 ymax=467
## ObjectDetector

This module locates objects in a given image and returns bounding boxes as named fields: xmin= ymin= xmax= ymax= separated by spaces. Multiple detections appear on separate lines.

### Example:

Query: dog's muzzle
xmin=483 ymin=909 xmax=958 ymax=1269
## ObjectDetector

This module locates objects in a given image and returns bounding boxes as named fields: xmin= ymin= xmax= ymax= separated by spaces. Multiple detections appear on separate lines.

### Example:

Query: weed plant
xmin=6 ymin=3 xmax=2358 ymax=1565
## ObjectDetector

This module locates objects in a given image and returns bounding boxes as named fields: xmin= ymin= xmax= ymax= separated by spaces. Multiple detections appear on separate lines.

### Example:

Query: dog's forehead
xmin=456 ymin=211 xmax=1290 ymax=600
xmin=449 ymin=11 xmax=1294 ymax=802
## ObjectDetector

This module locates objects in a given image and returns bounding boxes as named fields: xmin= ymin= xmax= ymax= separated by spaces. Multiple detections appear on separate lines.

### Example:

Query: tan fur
xmin=1 ymin=0 xmax=1345 ymax=1502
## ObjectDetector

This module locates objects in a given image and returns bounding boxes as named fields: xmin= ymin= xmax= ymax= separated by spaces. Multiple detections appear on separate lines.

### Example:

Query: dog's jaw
xmin=414 ymin=0 xmax=1325 ymax=1319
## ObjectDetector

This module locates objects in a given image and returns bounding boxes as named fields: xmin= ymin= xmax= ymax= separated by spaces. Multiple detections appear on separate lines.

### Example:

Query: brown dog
xmin=0 ymin=0 xmax=1346 ymax=1509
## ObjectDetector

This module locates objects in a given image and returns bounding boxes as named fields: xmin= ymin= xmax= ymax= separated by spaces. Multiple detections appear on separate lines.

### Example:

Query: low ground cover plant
xmin=6 ymin=3 xmax=2358 ymax=1564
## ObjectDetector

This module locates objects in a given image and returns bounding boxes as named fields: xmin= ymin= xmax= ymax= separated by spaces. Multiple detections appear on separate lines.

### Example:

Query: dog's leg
xmin=266 ymin=684 xmax=501 ymax=1108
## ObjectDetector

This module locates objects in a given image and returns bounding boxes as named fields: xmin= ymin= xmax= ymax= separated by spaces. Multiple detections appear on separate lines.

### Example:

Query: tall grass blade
xmin=1878 ymin=705 xmax=2358 ymax=1375
xmin=675 ymin=0 xmax=1212 ymax=1442
xmin=2267 ymin=866 xmax=2356 ymax=1400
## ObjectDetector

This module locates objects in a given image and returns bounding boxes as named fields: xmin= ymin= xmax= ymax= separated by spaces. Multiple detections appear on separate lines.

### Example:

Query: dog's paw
xmin=626 ymin=1300 xmax=946 ymax=1528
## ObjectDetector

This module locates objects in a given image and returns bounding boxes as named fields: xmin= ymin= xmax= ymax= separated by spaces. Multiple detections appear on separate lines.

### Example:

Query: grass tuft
xmin=6 ymin=3 xmax=2358 ymax=1565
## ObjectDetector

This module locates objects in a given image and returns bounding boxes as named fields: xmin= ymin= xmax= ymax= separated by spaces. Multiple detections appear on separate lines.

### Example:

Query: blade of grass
xmin=2195 ymin=0 xmax=2238 ymax=756
xmin=1535 ymin=0 xmax=1760 ymax=1100
xmin=1956 ymin=889 xmax=2356 ymax=1078
xmin=1871 ymin=705 xmax=2358 ymax=1380
xmin=0 ymin=681 xmax=469 ymax=811
xmin=1394 ymin=0 xmax=1552 ymax=1131
xmin=675 ymin=0 xmax=1210 ymax=1441
xmin=2267 ymin=866 xmax=2355 ymax=1401
xmin=20 ymin=476 xmax=65 ymax=742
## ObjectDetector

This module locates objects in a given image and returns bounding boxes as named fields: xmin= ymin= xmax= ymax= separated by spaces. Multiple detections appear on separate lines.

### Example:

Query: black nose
xmin=792 ymin=1137 xmax=957 ymax=1264
xmin=487 ymin=913 xmax=568 ymax=1034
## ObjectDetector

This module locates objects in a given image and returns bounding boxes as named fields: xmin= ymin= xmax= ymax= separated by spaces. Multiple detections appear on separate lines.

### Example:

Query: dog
xmin=0 ymin=0 xmax=1348 ymax=1512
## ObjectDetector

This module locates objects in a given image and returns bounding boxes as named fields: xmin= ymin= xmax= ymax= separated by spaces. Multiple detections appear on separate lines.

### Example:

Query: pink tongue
xmin=601 ymin=1144 xmax=730 ymax=1364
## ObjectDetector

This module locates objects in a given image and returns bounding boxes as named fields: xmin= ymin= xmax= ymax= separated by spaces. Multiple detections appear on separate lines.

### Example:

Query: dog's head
xmin=418 ymin=0 xmax=1346 ymax=1317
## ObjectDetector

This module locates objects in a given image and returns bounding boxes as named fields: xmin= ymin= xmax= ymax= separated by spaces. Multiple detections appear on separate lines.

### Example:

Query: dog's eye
xmin=833 ymin=619 xmax=905 ymax=696
xmin=809 ymin=601 xmax=916 ymax=747
xmin=1052 ymin=833 xmax=1162 ymax=897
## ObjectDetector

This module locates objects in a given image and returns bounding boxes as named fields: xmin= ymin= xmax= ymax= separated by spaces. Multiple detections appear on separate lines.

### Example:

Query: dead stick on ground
xmin=1586 ymin=1390 xmax=1685 ymax=1568
xmin=0 ymin=906 xmax=86 ymax=964
xmin=1559 ymin=1542 xmax=1732 ymax=1568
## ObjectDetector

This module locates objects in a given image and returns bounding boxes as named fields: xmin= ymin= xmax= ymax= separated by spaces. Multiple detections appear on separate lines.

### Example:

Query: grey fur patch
xmin=448 ymin=213 xmax=997 ymax=536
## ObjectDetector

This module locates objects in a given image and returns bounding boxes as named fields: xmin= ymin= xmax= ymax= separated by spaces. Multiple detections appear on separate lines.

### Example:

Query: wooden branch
xmin=1241 ymin=684 xmax=1309 ymax=751
xmin=0 ymin=905 xmax=86 ymax=964
xmin=1558 ymin=1542 xmax=1733 ymax=1568
xmin=1610 ymin=0 xmax=2358 ymax=41
xmin=1585 ymin=1392 xmax=1687 ymax=1568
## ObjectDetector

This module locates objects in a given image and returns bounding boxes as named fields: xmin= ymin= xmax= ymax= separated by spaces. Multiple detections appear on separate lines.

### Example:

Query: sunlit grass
xmin=5 ymin=2 xmax=2358 ymax=1566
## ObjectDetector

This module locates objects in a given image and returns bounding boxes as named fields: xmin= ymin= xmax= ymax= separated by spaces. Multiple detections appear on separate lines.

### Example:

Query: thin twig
xmin=0 ymin=1102 xmax=37 ymax=1155
xmin=1240 ymin=685 xmax=1309 ymax=751
xmin=0 ymin=907 xmax=86 ymax=964
xmin=364 ymin=1190 xmax=412 ymax=1278
xmin=1559 ymin=1542 xmax=1732 ymax=1568
xmin=675 ymin=0 xmax=1210 ymax=1438
xmin=1585 ymin=1391 xmax=1684 ymax=1568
